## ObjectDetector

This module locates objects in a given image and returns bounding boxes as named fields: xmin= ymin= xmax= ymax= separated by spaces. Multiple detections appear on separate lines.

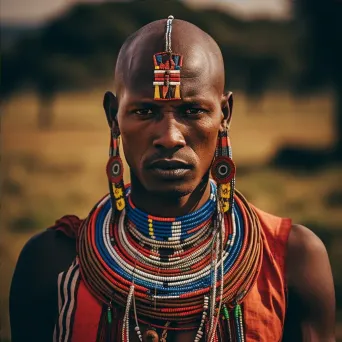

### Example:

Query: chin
xmin=130 ymin=169 xmax=208 ymax=199
xmin=144 ymin=179 xmax=194 ymax=198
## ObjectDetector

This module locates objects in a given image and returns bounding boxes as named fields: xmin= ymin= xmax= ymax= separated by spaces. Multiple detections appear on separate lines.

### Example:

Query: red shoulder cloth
xmin=49 ymin=214 xmax=84 ymax=239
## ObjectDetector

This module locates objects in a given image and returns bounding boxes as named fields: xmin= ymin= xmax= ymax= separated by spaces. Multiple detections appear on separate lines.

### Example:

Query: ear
xmin=221 ymin=91 xmax=233 ymax=130
xmin=103 ymin=91 xmax=119 ymax=129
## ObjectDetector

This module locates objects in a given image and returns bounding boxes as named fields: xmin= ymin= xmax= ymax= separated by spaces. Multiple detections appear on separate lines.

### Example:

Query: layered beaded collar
xmin=77 ymin=182 xmax=262 ymax=342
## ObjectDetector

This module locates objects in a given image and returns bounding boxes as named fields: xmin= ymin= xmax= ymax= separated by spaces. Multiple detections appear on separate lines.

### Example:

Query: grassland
xmin=1 ymin=90 xmax=341 ymax=341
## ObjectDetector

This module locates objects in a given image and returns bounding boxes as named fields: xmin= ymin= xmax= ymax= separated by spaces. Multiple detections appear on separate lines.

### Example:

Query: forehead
xmin=118 ymin=43 xmax=222 ymax=103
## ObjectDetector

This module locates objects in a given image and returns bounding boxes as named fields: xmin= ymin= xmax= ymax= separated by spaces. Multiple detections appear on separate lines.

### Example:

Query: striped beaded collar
xmin=125 ymin=181 xmax=217 ymax=242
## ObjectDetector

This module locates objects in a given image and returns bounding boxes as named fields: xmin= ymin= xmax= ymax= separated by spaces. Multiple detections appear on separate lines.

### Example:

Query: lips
xmin=147 ymin=159 xmax=192 ymax=170
xmin=146 ymin=159 xmax=192 ymax=180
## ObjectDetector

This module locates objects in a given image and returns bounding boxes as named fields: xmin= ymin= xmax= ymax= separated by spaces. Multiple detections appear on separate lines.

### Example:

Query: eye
xmin=184 ymin=108 xmax=207 ymax=116
xmin=135 ymin=109 xmax=153 ymax=116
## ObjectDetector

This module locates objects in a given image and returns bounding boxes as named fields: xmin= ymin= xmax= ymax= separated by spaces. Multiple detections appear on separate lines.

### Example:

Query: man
xmin=10 ymin=16 xmax=335 ymax=342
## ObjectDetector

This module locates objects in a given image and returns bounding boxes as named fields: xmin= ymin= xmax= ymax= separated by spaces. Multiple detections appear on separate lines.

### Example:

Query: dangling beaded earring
xmin=211 ymin=129 xmax=247 ymax=342
xmin=211 ymin=127 xmax=236 ymax=214
xmin=206 ymin=128 xmax=236 ymax=342
xmin=106 ymin=122 xmax=125 ymax=212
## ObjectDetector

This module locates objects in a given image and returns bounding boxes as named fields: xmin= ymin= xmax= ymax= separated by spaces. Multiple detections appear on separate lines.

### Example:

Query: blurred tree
xmin=1 ymin=0 xmax=296 ymax=129
xmin=294 ymin=0 xmax=342 ymax=160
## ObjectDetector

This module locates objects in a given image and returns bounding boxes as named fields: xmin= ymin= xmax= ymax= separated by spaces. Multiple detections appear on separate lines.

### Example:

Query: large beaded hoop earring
xmin=211 ymin=129 xmax=236 ymax=213
xmin=106 ymin=122 xmax=125 ymax=212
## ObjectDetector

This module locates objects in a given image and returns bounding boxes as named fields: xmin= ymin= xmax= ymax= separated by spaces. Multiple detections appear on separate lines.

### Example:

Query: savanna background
xmin=1 ymin=0 xmax=342 ymax=341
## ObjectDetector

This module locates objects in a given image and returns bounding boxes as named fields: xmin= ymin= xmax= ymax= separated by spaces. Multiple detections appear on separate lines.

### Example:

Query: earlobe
xmin=103 ymin=91 xmax=119 ymax=128
xmin=227 ymin=91 xmax=233 ymax=117
xmin=221 ymin=91 xmax=233 ymax=129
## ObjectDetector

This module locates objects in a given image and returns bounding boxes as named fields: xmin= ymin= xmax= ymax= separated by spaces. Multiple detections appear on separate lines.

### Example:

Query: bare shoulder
xmin=285 ymin=224 xmax=336 ymax=341
xmin=286 ymin=224 xmax=328 ymax=279
xmin=15 ymin=228 xmax=76 ymax=273
xmin=10 ymin=228 xmax=77 ymax=341
xmin=11 ymin=228 xmax=76 ymax=300
xmin=286 ymin=223 xmax=334 ymax=296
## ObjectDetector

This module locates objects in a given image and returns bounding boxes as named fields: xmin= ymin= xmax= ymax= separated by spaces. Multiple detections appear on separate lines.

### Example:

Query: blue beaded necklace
xmin=126 ymin=181 xmax=217 ymax=241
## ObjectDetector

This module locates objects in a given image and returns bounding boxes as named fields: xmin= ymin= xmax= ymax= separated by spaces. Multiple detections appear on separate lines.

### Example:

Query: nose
xmin=153 ymin=115 xmax=186 ymax=151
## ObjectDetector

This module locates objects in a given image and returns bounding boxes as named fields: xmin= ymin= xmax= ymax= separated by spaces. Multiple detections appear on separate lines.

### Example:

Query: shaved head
xmin=114 ymin=19 xmax=225 ymax=99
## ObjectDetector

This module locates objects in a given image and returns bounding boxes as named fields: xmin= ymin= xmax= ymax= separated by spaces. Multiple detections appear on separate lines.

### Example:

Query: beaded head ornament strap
xmin=153 ymin=15 xmax=183 ymax=100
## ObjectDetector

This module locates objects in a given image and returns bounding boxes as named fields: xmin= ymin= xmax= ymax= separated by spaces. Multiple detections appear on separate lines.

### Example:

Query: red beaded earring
xmin=106 ymin=122 xmax=125 ymax=211
xmin=211 ymin=128 xmax=236 ymax=213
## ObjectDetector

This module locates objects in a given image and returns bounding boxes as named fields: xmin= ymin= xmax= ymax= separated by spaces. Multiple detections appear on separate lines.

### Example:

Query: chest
xmin=54 ymin=272 xmax=285 ymax=342
xmin=121 ymin=322 xmax=203 ymax=342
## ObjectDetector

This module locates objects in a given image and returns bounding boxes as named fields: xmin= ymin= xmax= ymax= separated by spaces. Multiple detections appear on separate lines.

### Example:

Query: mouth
xmin=146 ymin=159 xmax=192 ymax=180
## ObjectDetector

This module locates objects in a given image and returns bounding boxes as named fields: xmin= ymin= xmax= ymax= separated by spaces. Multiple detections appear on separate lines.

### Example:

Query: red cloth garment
xmin=49 ymin=215 xmax=84 ymax=239
xmin=243 ymin=206 xmax=292 ymax=341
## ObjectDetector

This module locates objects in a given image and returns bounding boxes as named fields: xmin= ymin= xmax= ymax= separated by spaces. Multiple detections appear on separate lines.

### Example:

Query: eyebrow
xmin=126 ymin=97 xmax=215 ymax=109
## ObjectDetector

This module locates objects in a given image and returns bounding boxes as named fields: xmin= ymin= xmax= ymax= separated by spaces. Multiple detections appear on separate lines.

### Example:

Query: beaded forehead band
xmin=153 ymin=15 xmax=183 ymax=100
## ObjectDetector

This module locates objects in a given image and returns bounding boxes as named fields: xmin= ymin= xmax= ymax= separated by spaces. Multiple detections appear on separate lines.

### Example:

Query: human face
xmin=116 ymin=78 xmax=226 ymax=196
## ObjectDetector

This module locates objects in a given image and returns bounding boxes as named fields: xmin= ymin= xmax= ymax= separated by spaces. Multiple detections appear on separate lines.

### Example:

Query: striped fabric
xmin=53 ymin=259 xmax=81 ymax=342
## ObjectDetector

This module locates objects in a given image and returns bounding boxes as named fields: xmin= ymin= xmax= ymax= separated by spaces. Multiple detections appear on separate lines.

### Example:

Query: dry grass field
xmin=1 ymin=90 xmax=342 ymax=341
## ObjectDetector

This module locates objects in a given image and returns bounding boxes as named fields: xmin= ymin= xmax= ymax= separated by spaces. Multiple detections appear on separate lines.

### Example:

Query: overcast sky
xmin=0 ymin=0 xmax=291 ymax=25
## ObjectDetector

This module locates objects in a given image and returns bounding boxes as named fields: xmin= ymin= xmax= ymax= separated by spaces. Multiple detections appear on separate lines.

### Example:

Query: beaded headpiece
xmin=153 ymin=15 xmax=183 ymax=100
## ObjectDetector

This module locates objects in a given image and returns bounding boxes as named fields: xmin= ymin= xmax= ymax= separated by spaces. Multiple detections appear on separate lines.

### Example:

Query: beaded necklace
xmin=78 ymin=182 xmax=263 ymax=341
xmin=126 ymin=181 xmax=217 ymax=241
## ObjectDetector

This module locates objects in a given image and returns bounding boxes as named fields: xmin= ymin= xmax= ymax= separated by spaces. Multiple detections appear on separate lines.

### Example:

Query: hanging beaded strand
xmin=214 ymin=128 xmax=247 ymax=342
xmin=165 ymin=15 xmax=173 ymax=54
xmin=221 ymin=304 xmax=232 ymax=341
xmin=133 ymin=287 xmax=143 ymax=341
xmin=207 ymin=228 xmax=219 ymax=341
xmin=106 ymin=123 xmax=125 ymax=212
xmin=210 ymin=126 xmax=239 ymax=341
xmin=122 ymin=284 xmax=135 ymax=342
xmin=207 ymin=201 xmax=225 ymax=342
xmin=223 ymin=126 xmax=245 ymax=342
xmin=105 ymin=121 xmax=126 ymax=332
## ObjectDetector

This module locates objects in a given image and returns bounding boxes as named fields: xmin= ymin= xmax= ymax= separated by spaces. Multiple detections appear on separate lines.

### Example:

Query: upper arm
xmin=9 ymin=229 xmax=76 ymax=342
xmin=285 ymin=224 xmax=336 ymax=342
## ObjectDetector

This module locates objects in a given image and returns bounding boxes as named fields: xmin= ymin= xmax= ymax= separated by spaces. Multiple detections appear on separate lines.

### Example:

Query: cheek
xmin=118 ymin=120 xmax=136 ymax=167
xmin=119 ymin=122 xmax=150 ymax=170
xmin=120 ymin=132 xmax=141 ymax=169
xmin=190 ymin=122 xmax=219 ymax=164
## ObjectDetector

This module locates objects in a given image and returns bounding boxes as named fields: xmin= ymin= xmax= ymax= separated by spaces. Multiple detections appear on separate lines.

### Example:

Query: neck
xmin=129 ymin=176 xmax=211 ymax=217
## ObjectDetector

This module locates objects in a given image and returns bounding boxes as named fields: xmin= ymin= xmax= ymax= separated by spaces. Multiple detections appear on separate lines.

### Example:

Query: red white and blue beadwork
xmin=153 ymin=16 xmax=183 ymax=100
xmin=78 ymin=179 xmax=262 ymax=342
